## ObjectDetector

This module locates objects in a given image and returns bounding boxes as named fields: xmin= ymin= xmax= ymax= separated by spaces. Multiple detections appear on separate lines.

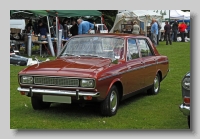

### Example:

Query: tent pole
xmin=56 ymin=16 xmax=59 ymax=55
xmin=169 ymin=10 xmax=170 ymax=23
xmin=47 ymin=15 xmax=51 ymax=35
xmin=145 ymin=16 xmax=147 ymax=37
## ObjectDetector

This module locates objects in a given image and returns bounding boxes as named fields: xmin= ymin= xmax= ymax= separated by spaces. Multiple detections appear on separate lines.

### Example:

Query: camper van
xmin=10 ymin=19 xmax=26 ymax=40
xmin=90 ymin=24 xmax=108 ymax=34
xmin=10 ymin=19 xmax=26 ymax=32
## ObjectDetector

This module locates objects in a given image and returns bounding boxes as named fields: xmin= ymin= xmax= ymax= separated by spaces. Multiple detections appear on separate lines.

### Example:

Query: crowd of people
xmin=24 ymin=18 xmax=95 ymax=54
xmin=25 ymin=18 xmax=95 ymax=39
xmin=149 ymin=18 xmax=190 ymax=47
xmin=24 ymin=17 xmax=190 ymax=53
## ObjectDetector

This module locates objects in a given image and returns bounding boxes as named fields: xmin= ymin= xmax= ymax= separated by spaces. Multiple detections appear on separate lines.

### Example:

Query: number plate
xmin=43 ymin=95 xmax=71 ymax=104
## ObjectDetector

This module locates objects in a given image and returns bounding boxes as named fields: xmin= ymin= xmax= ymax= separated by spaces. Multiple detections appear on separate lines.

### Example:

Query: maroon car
xmin=17 ymin=33 xmax=169 ymax=116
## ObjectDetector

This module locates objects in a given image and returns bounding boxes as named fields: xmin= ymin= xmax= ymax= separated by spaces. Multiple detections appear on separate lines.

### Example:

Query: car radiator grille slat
xmin=34 ymin=77 xmax=79 ymax=87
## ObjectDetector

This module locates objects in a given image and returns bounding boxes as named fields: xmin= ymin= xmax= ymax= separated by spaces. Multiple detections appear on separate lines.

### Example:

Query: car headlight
xmin=80 ymin=79 xmax=95 ymax=88
xmin=182 ymin=76 xmax=190 ymax=90
xmin=21 ymin=76 xmax=33 ymax=84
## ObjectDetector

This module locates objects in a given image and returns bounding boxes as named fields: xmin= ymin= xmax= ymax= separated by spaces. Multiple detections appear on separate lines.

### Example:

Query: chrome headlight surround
xmin=80 ymin=79 xmax=95 ymax=88
xmin=182 ymin=76 xmax=190 ymax=91
xmin=20 ymin=76 xmax=34 ymax=84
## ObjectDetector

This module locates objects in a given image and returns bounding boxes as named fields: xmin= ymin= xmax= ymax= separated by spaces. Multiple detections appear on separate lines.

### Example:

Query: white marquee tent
xmin=169 ymin=10 xmax=190 ymax=20
xmin=109 ymin=10 xmax=163 ymax=36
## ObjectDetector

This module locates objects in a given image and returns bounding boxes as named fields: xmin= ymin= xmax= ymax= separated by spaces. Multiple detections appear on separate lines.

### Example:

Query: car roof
xmin=72 ymin=33 xmax=148 ymax=39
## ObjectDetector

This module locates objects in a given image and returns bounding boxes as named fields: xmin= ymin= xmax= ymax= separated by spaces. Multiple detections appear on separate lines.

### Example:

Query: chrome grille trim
xmin=34 ymin=76 xmax=79 ymax=87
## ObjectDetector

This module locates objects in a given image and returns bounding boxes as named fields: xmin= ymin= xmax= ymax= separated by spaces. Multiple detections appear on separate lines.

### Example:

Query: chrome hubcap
xmin=110 ymin=91 xmax=117 ymax=112
xmin=154 ymin=76 xmax=159 ymax=93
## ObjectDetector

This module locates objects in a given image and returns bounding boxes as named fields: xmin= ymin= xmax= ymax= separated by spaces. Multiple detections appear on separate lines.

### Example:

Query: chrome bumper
xmin=179 ymin=103 xmax=190 ymax=116
xmin=17 ymin=87 xmax=100 ymax=99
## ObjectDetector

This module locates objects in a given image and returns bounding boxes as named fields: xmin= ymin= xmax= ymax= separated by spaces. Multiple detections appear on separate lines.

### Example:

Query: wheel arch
xmin=157 ymin=70 xmax=162 ymax=82
xmin=106 ymin=78 xmax=123 ymax=101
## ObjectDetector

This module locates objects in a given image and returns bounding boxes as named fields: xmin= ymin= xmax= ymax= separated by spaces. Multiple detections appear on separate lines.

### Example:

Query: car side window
xmin=137 ymin=39 xmax=153 ymax=57
xmin=127 ymin=38 xmax=139 ymax=61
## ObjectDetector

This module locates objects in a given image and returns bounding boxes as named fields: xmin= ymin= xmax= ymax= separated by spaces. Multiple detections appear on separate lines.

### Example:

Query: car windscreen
xmin=60 ymin=36 xmax=125 ymax=61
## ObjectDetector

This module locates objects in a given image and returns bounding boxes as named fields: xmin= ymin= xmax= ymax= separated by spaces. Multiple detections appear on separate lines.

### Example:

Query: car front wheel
xmin=147 ymin=73 xmax=160 ymax=95
xmin=100 ymin=85 xmax=119 ymax=116
xmin=31 ymin=96 xmax=51 ymax=110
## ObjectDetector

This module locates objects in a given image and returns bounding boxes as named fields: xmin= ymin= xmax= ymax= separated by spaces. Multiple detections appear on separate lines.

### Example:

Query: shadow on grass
xmin=30 ymin=91 xmax=150 ymax=118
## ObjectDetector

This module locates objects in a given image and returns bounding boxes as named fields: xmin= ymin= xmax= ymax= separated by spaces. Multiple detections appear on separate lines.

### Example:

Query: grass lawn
xmin=10 ymin=41 xmax=190 ymax=129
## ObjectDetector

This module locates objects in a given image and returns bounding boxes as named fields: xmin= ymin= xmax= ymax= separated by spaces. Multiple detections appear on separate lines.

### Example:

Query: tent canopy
xmin=11 ymin=10 xmax=102 ymax=18
xmin=110 ymin=10 xmax=163 ymax=34
xmin=47 ymin=10 xmax=102 ymax=17
xmin=170 ymin=10 xmax=190 ymax=20
xmin=25 ymin=10 xmax=102 ymax=17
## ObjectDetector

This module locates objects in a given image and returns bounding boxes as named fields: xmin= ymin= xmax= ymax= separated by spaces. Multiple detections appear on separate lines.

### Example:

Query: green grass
xmin=10 ymin=41 xmax=190 ymax=129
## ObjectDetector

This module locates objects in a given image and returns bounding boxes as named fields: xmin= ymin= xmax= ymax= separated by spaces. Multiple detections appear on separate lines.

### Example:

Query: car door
xmin=123 ymin=38 xmax=145 ymax=94
xmin=137 ymin=38 xmax=157 ymax=87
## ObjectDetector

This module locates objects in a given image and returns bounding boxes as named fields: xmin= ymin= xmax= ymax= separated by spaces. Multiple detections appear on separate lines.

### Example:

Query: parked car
xmin=90 ymin=24 xmax=108 ymax=34
xmin=10 ymin=54 xmax=29 ymax=66
xmin=17 ymin=33 xmax=169 ymax=116
xmin=179 ymin=72 xmax=190 ymax=128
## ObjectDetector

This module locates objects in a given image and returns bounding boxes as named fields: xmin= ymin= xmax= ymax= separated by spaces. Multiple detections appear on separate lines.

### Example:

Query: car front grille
xmin=34 ymin=76 xmax=79 ymax=87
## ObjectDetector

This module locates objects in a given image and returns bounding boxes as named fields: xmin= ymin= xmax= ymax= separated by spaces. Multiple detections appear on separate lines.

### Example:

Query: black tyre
xmin=31 ymin=97 xmax=51 ymax=110
xmin=147 ymin=74 xmax=160 ymax=95
xmin=100 ymin=85 xmax=119 ymax=116
xmin=188 ymin=115 xmax=190 ymax=128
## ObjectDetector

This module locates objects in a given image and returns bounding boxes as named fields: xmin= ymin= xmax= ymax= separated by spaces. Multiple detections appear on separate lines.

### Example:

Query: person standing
xmin=77 ymin=18 xmax=94 ymax=34
xmin=37 ymin=20 xmax=49 ymax=54
xmin=150 ymin=19 xmax=158 ymax=47
xmin=186 ymin=22 xmax=190 ymax=38
xmin=93 ymin=22 xmax=97 ymax=33
xmin=37 ymin=20 xmax=49 ymax=37
xmin=156 ymin=20 xmax=161 ymax=45
xmin=62 ymin=19 xmax=69 ymax=39
xmin=52 ymin=19 xmax=64 ymax=38
xmin=132 ymin=21 xmax=140 ymax=35
xmin=69 ymin=20 xmax=78 ymax=36
xmin=179 ymin=22 xmax=187 ymax=42
xmin=164 ymin=21 xmax=172 ymax=45
xmin=25 ymin=19 xmax=33 ymax=34
xmin=172 ymin=20 xmax=178 ymax=42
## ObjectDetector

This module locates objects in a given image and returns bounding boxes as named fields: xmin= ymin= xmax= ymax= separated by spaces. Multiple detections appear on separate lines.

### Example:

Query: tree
xmin=98 ymin=10 xmax=118 ymax=31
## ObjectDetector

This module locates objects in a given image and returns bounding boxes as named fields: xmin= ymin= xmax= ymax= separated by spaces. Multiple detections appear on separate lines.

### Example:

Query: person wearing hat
xmin=132 ymin=21 xmax=140 ymax=35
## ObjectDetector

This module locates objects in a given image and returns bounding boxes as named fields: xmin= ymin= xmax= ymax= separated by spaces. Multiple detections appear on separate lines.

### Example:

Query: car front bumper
xmin=179 ymin=103 xmax=190 ymax=116
xmin=17 ymin=87 xmax=100 ymax=100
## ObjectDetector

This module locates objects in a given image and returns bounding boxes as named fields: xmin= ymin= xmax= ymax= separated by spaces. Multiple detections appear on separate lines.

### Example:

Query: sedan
xmin=17 ymin=33 xmax=169 ymax=116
